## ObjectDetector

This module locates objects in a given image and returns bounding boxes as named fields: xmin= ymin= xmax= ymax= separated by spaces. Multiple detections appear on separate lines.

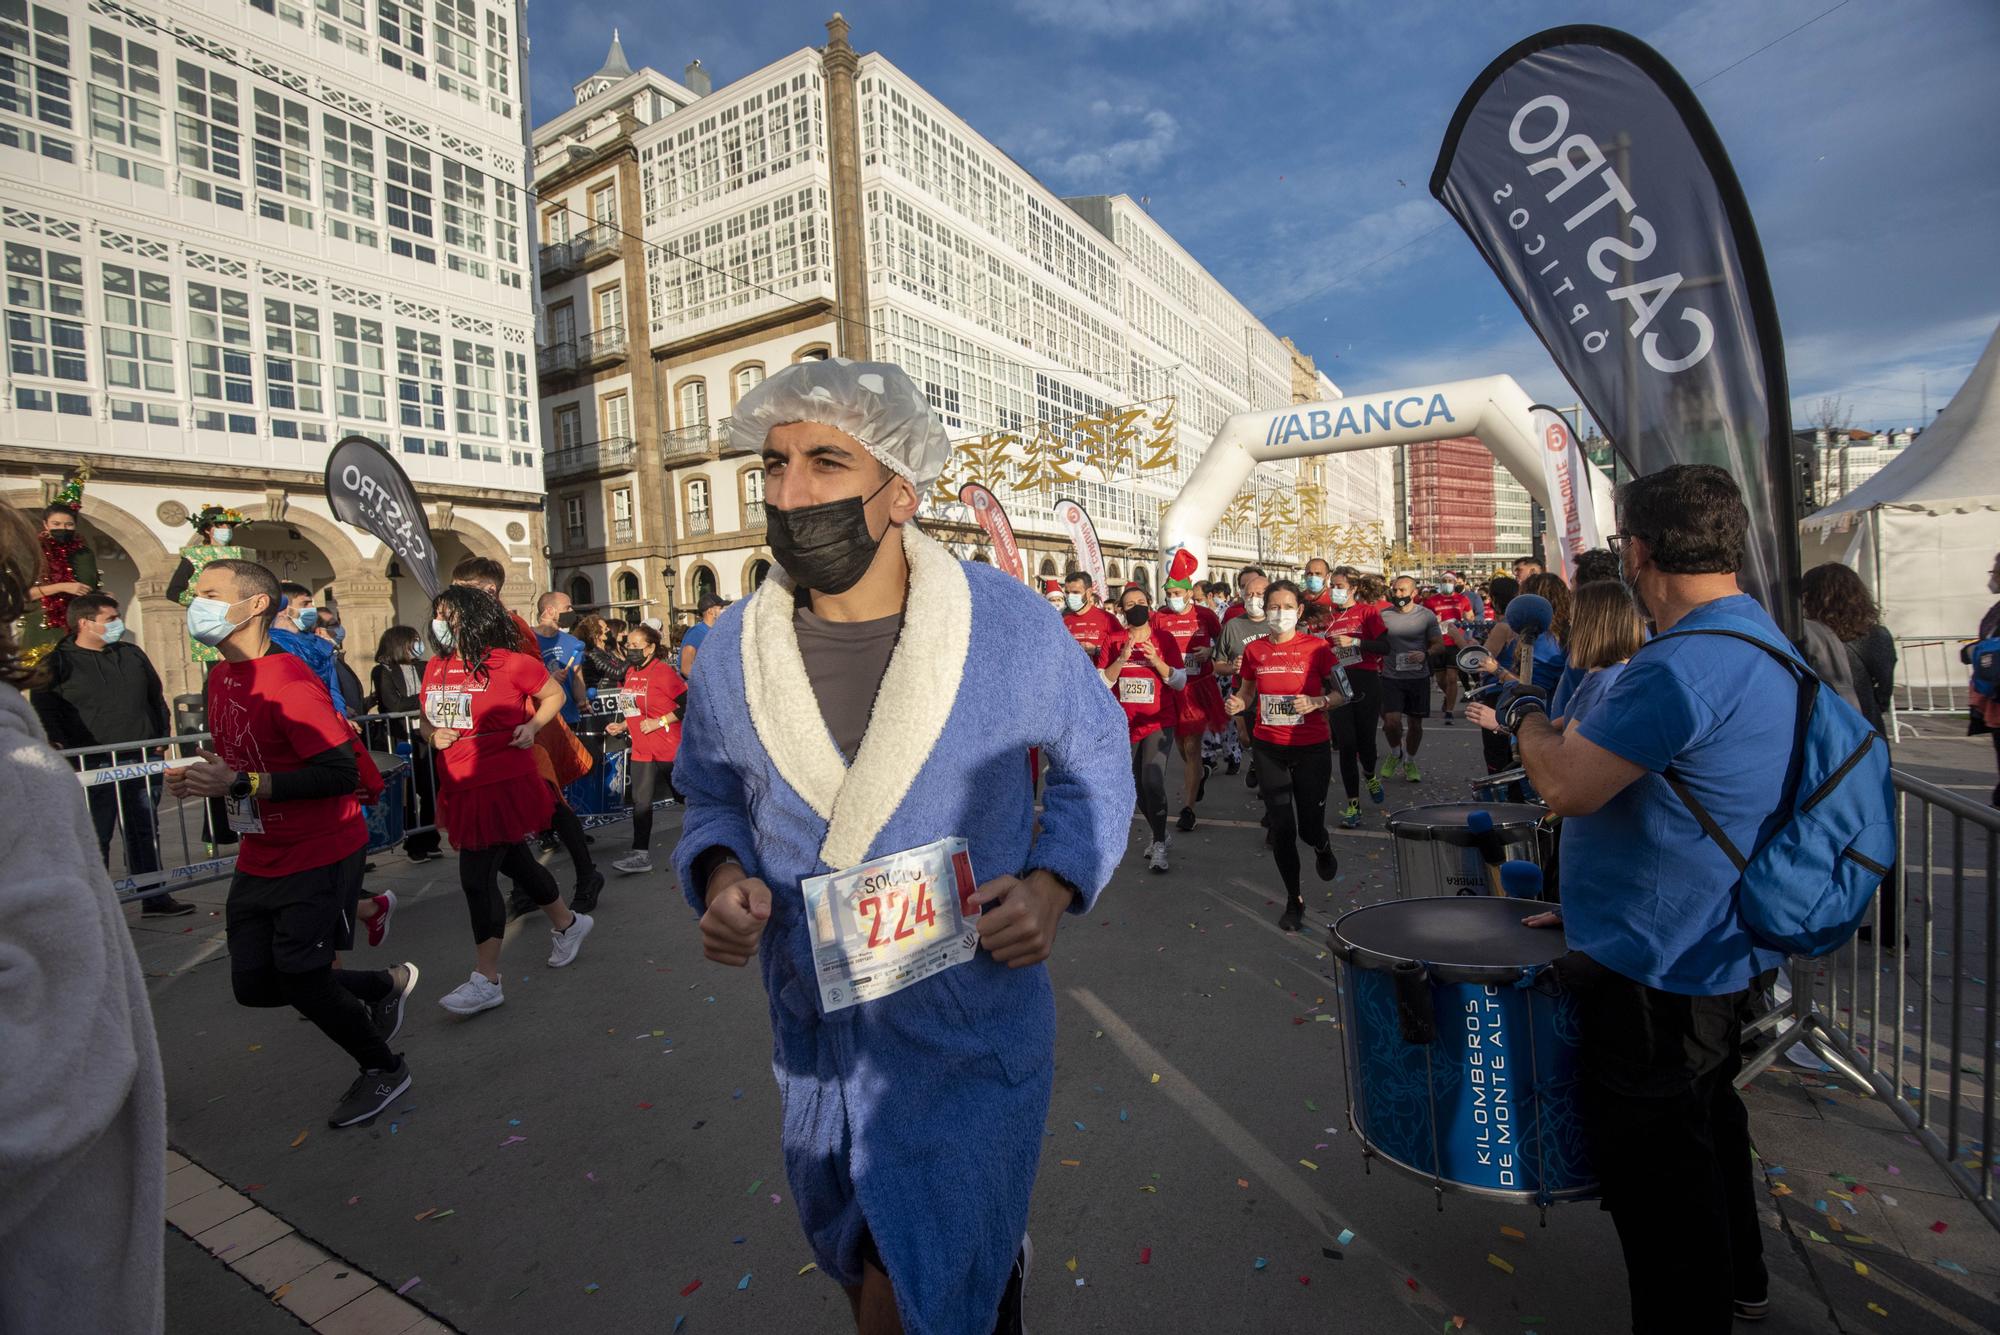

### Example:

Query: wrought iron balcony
xmin=538 ymin=239 xmax=578 ymax=279
xmin=536 ymin=340 xmax=576 ymax=378
xmin=576 ymin=325 xmax=627 ymax=368
xmin=573 ymin=224 xmax=622 ymax=270
xmin=544 ymin=434 xmax=635 ymax=479
xmin=661 ymin=423 xmax=716 ymax=468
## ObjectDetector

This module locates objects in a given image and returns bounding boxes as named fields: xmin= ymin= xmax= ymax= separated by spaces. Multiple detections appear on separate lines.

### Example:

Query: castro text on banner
xmin=325 ymin=435 xmax=443 ymax=598
xmin=958 ymin=482 xmax=1025 ymax=583
xmin=1052 ymin=497 xmax=1109 ymax=602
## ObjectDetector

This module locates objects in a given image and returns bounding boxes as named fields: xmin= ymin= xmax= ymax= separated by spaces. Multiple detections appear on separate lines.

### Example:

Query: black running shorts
xmin=225 ymin=847 xmax=366 ymax=975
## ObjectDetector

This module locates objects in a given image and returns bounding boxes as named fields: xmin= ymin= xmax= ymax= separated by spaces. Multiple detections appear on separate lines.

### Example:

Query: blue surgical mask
xmin=211 ymin=526 xmax=233 ymax=545
xmin=1330 ymin=586 xmax=1352 ymax=607
xmin=331 ymin=625 xmax=346 ymax=645
xmin=295 ymin=606 xmax=319 ymax=631
xmin=186 ymin=596 xmax=243 ymax=648
xmin=431 ymin=618 xmax=454 ymax=651
xmin=1064 ymin=592 xmax=1086 ymax=614
xmin=1304 ymin=575 xmax=1326 ymax=594
xmin=100 ymin=617 xmax=126 ymax=645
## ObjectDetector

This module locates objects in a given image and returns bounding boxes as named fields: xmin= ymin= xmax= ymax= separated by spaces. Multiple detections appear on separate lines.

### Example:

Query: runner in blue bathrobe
xmin=672 ymin=358 xmax=1133 ymax=1335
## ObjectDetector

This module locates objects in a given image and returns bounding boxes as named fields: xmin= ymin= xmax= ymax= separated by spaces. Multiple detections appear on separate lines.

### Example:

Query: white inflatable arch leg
xmin=1162 ymin=375 xmax=1616 ymax=574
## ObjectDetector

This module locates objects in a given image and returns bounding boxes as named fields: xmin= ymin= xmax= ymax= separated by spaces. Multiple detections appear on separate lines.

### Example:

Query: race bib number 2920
xmin=800 ymin=837 xmax=981 ymax=1013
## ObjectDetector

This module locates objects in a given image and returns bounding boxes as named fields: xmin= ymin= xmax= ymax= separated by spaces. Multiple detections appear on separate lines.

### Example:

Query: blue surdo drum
xmin=1331 ymin=896 xmax=1596 ymax=1213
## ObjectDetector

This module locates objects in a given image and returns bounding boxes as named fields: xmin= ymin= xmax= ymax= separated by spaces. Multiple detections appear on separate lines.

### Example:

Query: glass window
xmin=601 ymin=391 xmax=629 ymax=440
xmin=452 ymin=337 xmax=497 ymax=438
xmin=173 ymin=61 xmax=241 ymax=209
xmin=482 ymin=7 xmax=511 ymax=117
xmin=263 ymin=298 xmax=322 ymax=412
xmin=678 ymin=378 xmax=706 ymax=426
xmin=686 ymin=478 xmax=710 ymax=535
xmin=385 ymin=138 xmax=435 ymax=263
xmin=86 ymin=26 xmax=164 ymax=186
xmin=250 ymin=89 xmax=312 ymax=228
xmin=101 ymin=262 xmax=173 ymax=395
xmin=315 ymin=0 xmax=368 ymax=55
xmin=743 ymin=467 xmax=765 ymax=524
xmin=186 ymin=281 xmax=253 ymax=403
xmin=504 ymin=347 xmax=530 ymax=444
xmin=394 ymin=325 xmax=443 ymax=430
xmin=442 ymin=158 xmax=487 ymax=276
xmin=5 ymin=241 xmax=86 ymax=381
xmin=593 ymin=283 xmax=621 ymax=332
xmin=322 ymin=113 xmax=378 ymax=247
xmin=333 ymin=311 xmax=387 ymax=421
xmin=0 ymin=2 xmax=77 ymax=163
xmin=553 ymin=403 xmax=581 ymax=450
xmin=734 ymin=364 xmax=764 ymax=402
xmin=376 ymin=0 xmax=427 ymax=80
xmin=432 ymin=0 xmax=478 ymax=106
xmin=563 ymin=493 xmax=584 ymax=542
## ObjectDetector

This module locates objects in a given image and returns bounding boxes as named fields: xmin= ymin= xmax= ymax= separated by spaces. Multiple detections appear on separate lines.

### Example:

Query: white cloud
xmin=1008 ymin=0 xmax=1295 ymax=37
xmin=1047 ymin=104 xmax=1181 ymax=183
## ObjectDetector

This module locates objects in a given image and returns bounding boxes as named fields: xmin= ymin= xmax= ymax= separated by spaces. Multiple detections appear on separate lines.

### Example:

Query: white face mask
xmin=1064 ymin=592 xmax=1086 ymax=613
xmin=1244 ymin=595 xmax=1265 ymax=618
xmin=212 ymin=526 xmax=233 ymax=545
xmin=1271 ymin=608 xmax=1300 ymax=634
xmin=1165 ymin=594 xmax=1188 ymax=614
xmin=1330 ymin=586 xmax=1352 ymax=606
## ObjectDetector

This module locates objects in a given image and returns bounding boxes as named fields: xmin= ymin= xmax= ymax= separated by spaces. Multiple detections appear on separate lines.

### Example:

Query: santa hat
xmin=1042 ymin=578 xmax=1062 ymax=593
xmin=1166 ymin=546 xmax=1199 ymax=584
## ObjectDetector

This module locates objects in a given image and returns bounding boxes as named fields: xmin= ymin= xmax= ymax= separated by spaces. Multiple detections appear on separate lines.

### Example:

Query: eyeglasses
xmin=1607 ymin=532 xmax=1643 ymax=556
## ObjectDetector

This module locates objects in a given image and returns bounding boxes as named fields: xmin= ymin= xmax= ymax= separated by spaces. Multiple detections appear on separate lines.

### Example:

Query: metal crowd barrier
xmin=1739 ymin=767 xmax=1998 ymax=1232
xmin=66 ymin=711 xmax=669 ymax=905
xmin=1887 ymin=637 xmax=1975 ymax=740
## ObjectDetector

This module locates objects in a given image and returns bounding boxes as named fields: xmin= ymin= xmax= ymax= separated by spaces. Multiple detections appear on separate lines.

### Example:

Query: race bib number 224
xmin=801 ymin=837 xmax=981 ymax=1013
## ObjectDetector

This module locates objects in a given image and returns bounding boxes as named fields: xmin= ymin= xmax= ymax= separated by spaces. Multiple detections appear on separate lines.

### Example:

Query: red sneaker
xmin=366 ymin=891 xmax=396 ymax=949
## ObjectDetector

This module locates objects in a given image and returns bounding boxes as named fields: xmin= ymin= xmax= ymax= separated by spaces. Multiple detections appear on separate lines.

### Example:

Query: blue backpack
xmin=1971 ymin=637 xmax=2000 ymax=695
xmin=1641 ymin=621 xmax=1896 ymax=958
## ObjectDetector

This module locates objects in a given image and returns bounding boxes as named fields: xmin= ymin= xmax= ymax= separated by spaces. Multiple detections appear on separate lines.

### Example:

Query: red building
xmin=1406 ymin=437 xmax=1496 ymax=557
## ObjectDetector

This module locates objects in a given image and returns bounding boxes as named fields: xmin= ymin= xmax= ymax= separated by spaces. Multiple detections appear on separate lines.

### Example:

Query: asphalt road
xmin=146 ymin=718 xmax=2000 ymax=1334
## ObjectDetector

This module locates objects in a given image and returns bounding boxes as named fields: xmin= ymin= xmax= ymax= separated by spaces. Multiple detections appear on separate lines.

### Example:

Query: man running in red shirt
xmin=1060 ymin=571 xmax=1126 ymax=662
xmin=1151 ymin=574 xmax=1226 ymax=832
xmin=1105 ymin=586 xmax=1185 ymax=872
xmin=1323 ymin=567 xmax=1389 ymax=825
xmin=167 ymin=559 xmax=417 ymax=1129
xmin=1423 ymin=572 xmax=1475 ymax=723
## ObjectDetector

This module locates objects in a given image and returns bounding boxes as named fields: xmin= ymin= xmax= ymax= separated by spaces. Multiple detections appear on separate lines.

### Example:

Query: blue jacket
xmin=269 ymin=628 xmax=345 ymax=715
xmin=672 ymin=526 xmax=1133 ymax=1335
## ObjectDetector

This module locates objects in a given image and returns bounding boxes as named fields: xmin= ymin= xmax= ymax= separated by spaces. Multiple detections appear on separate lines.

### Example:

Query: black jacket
xmin=32 ymin=639 xmax=172 ymax=749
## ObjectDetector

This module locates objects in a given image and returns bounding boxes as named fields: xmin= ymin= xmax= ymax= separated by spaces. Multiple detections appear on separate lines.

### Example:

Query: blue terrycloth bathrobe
xmin=672 ymin=524 xmax=1134 ymax=1335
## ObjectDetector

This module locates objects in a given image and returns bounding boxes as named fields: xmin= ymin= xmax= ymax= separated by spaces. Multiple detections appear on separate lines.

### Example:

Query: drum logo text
xmin=1464 ymin=988 xmax=1516 ymax=1185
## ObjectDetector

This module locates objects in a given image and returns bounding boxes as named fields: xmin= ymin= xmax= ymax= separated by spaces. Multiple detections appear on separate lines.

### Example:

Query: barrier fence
xmin=68 ymin=712 xmax=660 ymax=905
xmin=1742 ymin=767 xmax=1998 ymax=1232
xmin=1888 ymin=636 xmax=1975 ymax=739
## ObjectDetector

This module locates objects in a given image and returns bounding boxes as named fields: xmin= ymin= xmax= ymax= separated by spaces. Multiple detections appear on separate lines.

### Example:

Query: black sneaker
xmin=367 ymin=962 xmax=420 ymax=1043
xmin=329 ymin=1057 xmax=412 ymax=1129
xmin=1245 ymin=762 xmax=1259 ymax=790
xmin=572 ymin=869 xmax=605 ymax=916
xmin=140 ymin=896 xmax=197 ymax=917
xmin=507 ymin=891 xmax=537 ymax=920
xmin=1277 ymin=904 xmax=1305 ymax=933
xmin=1197 ymin=759 xmax=1214 ymax=803
xmin=1177 ymin=806 xmax=1197 ymax=833
xmin=1225 ymin=759 xmax=1240 ymax=776
xmin=1314 ymin=839 xmax=1338 ymax=883
xmin=992 ymin=1235 xmax=1032 ymax=1334
xmin=1733 ymin=1296 xmax=1769 ymax=1322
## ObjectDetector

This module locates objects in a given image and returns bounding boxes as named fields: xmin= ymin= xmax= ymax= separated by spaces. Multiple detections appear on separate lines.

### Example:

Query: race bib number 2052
xmin=801 ymin=837 xmax=981 ymax=1013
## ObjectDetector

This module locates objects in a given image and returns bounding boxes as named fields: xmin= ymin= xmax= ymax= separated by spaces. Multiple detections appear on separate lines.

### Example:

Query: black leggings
xmin=1330 ymin=668 xmax=1381 ymax=799
xmin=1131 ymin=731 xmax=1172 ymax=841
xmin=233 ymin=966 xmax=396 ymax=1071
xmin=461 ymin=840 xmax=560 ymax=944
xmin=548 ymin=793 xmax=594 ymax=885
xmin=1253 ymin=738 xmax=1332 ymax=903
xmin=630 ymin=760 xmax=678 ymax=850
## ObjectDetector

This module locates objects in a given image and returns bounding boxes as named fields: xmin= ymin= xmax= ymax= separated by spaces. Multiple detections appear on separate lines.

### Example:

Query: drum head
xmin=1331 ymin=896 xmax=1567 ymax=983
xmin=1386 ymin=802 xmax=1546 ymax=839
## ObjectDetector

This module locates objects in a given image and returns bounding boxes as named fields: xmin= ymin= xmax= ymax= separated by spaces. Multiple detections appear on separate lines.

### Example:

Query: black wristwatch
xmin=228 ymin=772 xmax=252 ymax=800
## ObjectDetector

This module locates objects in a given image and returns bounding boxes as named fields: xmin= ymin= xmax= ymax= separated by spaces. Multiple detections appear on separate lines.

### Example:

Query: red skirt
xmin=1178 ymin=674 xmax=1230 ymax=735
xmin=438 ymin=776 xmax=556 ymax=851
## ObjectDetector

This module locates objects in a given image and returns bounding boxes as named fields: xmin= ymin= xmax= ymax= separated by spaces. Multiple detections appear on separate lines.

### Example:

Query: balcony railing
xmin=573 ymin=224 xmax=622 ymax=270
xmin=576 ymin=325 xmax=627 ymax=368
xmin=544 ymin=434 xmax=635 ymax=480
xmin=536 ymin=341 xmax=576 ymax=378
xmin=539 ymin=239 xmax=577 ymax=279
xmin=661 ymin=423 xmax=716 ymax=467
xmin=686 ymin=510 xmax=712 ymax=537
xmin=612 ymin=517 xmax=634 ymax=543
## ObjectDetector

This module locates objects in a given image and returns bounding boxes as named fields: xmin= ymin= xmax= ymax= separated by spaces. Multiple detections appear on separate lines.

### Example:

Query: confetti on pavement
xmin=1867 ymin=1303 xmax=1888 ymax=1316
xmin=1500 ymin=1226 xmax=1526 ymax=1241
xmin=584 ymin=1283 xmax=600 ymax=1294
xmin=1254 ymin=1257 xmax=1267 ymax=1271
xmin=738 ymin=1272 xmax=752 ymax=1290
xmin=1930 ymin=1220 xmax=1948 ymax=1233
xmin=1066 ymin=1257 xmax=1078 ymax=1273
xmin=679 ymin=1280 xmax=701 ymax=1297
xmin=1488 ymin=1254 xmax=1515 ymax=1275
xmin=1337 ymin=1229 xmax=1354 ymax=1246
xmin=289 ymin=1130 xmax=307 ymax=1148
xmin=396 ymin=1277 xmax=421 ymax=1295
xmin=1139 ymin=1247 xmax=1151 ymax=1264
xmin=1298 ymin=1159 xmax=1318 ymax=1170
xmin=500 ymin=1135 xmax=526 ymax=1147
xmin=798 ymin=1263 xmax=818 ymax=1276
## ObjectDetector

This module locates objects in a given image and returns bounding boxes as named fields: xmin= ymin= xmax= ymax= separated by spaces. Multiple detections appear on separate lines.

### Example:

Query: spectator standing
xmin=30 ymin=592 xmax=191 ymax=916
xmin=1976 ymin=551 xmax=2000 ymax=807
xmin=165 ymin=505 xmax=250 ymax=670
xmin=1802 ymin=564 xmax=1893 ymax=737
xmin=269 ymin=582 xmax=347 ymax=715
xmin=314 ymin=606 xmax=366 ymax=721
xmin=678 ymin=592 xmax=726 ymax=677
xmin=370 ymin=626 xmax=441 ymax=862
xmin=532 ymin=591 xmax=589 ymax=728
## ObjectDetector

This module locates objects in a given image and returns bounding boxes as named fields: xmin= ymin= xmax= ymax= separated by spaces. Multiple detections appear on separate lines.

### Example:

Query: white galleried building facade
xmin=540 ymin=17 xmax=1386 ymax=616
xmin=0 ymin=0 xmax=546 ymax=702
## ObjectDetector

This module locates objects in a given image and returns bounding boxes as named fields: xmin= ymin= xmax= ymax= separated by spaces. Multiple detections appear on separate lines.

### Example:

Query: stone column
xmin=131 ymin=574 xmax=199 ymax=714
xmin=334 ymin=573 xmax=397 ymax=683
xmin=822 ymin=13 xmax=869 ymax=360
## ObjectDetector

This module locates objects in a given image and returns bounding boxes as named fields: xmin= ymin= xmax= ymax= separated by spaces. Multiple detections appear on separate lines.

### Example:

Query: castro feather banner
xmin=958 ymin=482 xmax=1026 ymax=583
xmin=1052 ymin=497 xmax=1109 ymax=602
xmin=1431 ymin=25 xmax=1799 ymax=635
xmin=325 ymin=435 xmax=442 ymax=598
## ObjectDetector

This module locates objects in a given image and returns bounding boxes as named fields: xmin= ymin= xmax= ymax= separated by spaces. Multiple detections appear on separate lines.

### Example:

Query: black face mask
xmin=625 ymin=648 xmax=648 ymax=666
xmin=1122 ymin=605 xmax=1152 ymax=628
xmin=557 ymin=611 xmax=579 ymax=630
xmin=1391 ymin=593 xmax=1414 ymax=608
xmin=764 ymin=477 xmax=894 ymax=596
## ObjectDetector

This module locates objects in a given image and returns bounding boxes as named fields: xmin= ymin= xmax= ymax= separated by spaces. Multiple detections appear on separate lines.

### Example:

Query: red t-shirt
xmin=1063 ymin=606 xmax=1127 ymax=662
xmin=1325 ymin=602 xmax=1388 ymax=672
xmin=421 ymin=648 xmax=550 ymax=791
xmin=1111 ymin=631 xmax=1184 ymax=742
xmin=621 ymin=657 xmax=688 ymax=763
xmin=1423 ymin=592 xmax=1474 ymax=646
xmin=1239 ymin=633 xmax=1339 ymax=747
xmin=1220 ymin=602 xmax=1244 ymax=625
xmin=1151 ymin=604 xmax=1221 ymax=679
xmin=205 ymin=652 xmax=366 ymax=876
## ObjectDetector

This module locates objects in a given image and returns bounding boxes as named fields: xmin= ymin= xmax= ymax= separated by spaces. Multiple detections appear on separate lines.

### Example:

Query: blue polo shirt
xmin=678 ymin=619 xmax=710 ymax=675
xmin=1566 ymin=595 xmax=1793 ymax=996
xmin=535 ymin=630 xmax=585 ymax=726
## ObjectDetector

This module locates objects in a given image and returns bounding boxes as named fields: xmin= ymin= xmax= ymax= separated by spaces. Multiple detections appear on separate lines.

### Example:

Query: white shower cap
xmin=726 ymin=357 xmax=952 ymax=487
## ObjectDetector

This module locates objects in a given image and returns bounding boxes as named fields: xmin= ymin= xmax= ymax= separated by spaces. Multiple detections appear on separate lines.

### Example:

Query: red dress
xmin=620 ymin=658 xmax=688 ymax=763
xmin=1151 ymin=605 xmax=1228 ymax=736
xmin=422 ymin=647 xmax=555 ymax=850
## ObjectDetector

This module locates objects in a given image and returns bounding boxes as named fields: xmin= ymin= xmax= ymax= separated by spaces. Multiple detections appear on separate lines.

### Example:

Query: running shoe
xmin=994 ymin=1233 xmax=1033 ymax=1335
xmin=1245 ymin=762 xmax=1259 ymax=791
xmin=1197 ymin=759 xmax=1213 ymax=803
xmin=1374 ymin=757 xmax=1394 ymax=782
xmin=140 ymin=896 xmax=196 ymax=917
xmin=1733 ymin=1295 xmax=1769 ymax=1322
xmin=1442 ymin=710 xmax=1455 ymax=724
xmin=368 ymin=962 xmax=420 ymax=1043
xmin=1145 ymin=841 xmax=1170 ymax=874
xmin=328 ymin=1057 xmax=411 ymax=1129
xmin=507 ymin=890 xmax=537 ymax=921
xmin=365 ymin=891 xmax=396 ymax=948
xmin=1225 ymin=758 xmax=1240 ymax=776
xmin=612 ymin=851 xmax=653 ymax=876
xmin=548 ymin=911 xmax=594 ymax=968
xmin=1314 ymin=840 xmax=1338 ymax=883
xmin=1277 ymin=903 xmax=1305 ymax=933
xmin=1365 ymin=775 xmax=1386 ymax=804
xmin=439 ymin=972 xmax=505 ymax=1016
xmin=572 ymin=869 xmax=606 ymax=915
xmin=1402 ymin=758 xmax=1422 ymax=782
xmin=1340 ymin=801 xmax=1361 ymax=829
xmin=1177 ymin=805 xmax=1197 ymax=833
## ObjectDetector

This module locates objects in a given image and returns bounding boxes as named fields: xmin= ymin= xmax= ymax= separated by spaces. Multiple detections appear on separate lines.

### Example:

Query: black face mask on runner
xmin=764 ymin=476 xmax=895 ymax=596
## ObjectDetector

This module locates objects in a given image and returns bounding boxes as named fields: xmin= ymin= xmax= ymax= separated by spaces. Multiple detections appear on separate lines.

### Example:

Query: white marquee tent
xmin=1802 ymin=322 xmax=2000 ymax=691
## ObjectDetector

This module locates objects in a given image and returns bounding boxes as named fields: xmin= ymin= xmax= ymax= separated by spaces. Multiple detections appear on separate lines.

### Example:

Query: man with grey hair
xmin=673 ymin=358 xmax=1133 ymax=1335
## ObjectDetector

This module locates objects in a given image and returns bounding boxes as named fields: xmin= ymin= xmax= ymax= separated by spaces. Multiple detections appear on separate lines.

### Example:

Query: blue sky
xmin=527 ymin=0 xmax=2000 ymax=435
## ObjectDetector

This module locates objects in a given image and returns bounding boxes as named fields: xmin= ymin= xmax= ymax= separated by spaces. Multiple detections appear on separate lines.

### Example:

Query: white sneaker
xmin=438 ymin=971 xmax=504 ymax=1016
xmin=612 ymin=851 xmax=653 ymax=875
xmin=1146 ymin=841 xmax=1169 ymax=874
xmin=548 ymin=911 xmax=593 ymax=968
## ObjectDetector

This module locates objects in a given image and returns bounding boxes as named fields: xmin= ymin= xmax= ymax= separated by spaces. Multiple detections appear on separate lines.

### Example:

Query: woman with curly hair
xmin=420 ymin=586 xmax=592 ymax=1016
xmin=1802 ymin=563 xmax=1894 ymax=736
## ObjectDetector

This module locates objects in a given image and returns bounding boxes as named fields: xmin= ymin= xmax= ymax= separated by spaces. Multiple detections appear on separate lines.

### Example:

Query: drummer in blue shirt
xmin=1483 ymin=465 xmax=1792 ymax=1334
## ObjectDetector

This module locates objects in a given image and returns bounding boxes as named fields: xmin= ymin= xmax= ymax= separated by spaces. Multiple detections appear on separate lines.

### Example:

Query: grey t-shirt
xmin=794 ymin=603 xmax=905 ymax=762
xmin=1378 ymin=604 xmax=1442 ymax=680
xmin=1219 ymin=614 xmax=1273 ymax=665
